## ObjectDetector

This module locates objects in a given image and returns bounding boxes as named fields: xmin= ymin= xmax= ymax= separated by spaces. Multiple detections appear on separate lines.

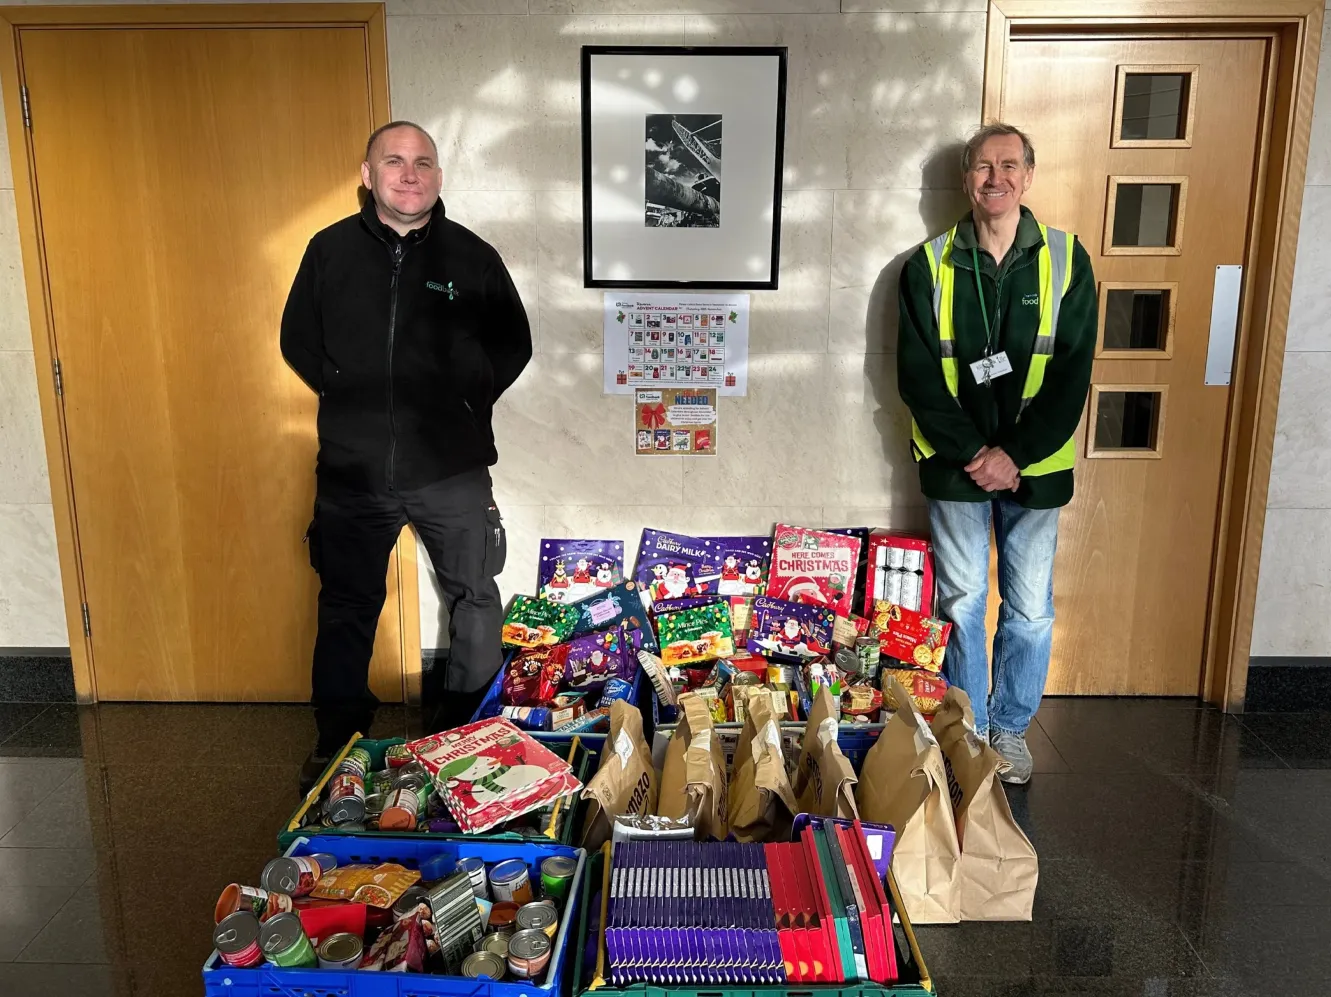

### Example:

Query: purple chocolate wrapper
xmin=635 ymin=529 xmax=719 ymax=609
xmin=702 ymin=536 xmax=771 ymax=597
xmin=539 ymin=538 xmax=625 ymax=605
xmin=747 ymin=595 xmax=834 ymax=662
xmin=563 ymin=625 xmax=632 ymax=690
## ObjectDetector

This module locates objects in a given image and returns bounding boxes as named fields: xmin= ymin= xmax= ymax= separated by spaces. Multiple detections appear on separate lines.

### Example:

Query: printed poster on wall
xmin=634 ymin=387 xmax=718 ymax=456
xmin=604 ymin=292 xmax=749 ymax=397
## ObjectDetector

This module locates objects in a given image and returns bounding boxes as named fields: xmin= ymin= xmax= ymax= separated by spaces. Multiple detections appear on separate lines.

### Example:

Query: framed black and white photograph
xmin=581 ymin=46 xmax=787 ymax=290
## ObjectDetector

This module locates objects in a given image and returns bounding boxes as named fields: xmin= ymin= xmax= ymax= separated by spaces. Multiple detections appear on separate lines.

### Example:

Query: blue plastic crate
xmin=203 ymin=835 xmax=585 ymax=997
xmin=472 ymin=649 xmax=644 ymax=734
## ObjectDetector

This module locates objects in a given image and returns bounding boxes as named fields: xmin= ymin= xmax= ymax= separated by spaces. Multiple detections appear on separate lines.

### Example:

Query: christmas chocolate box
xmin=747 ymin=595 xmax=834 ymax=663
xmin=404 ymin=718 xmax=582 ymax=834
xmin=703 ymin=535 xmax=771 ymax=597
xmin=766 ymin=524 xmax=862 ymax=619
xmin=501 ymin=595 xmax=580 ymax=649
xmin=634 ymin=528 xmax=720 ymax=608
xmin=654 ymin=600 xmax=735 ymax=667
xmin=538 ymin=538 xmax=625 ymax=605
xmin=871 ymin=600 xmax=952 ymax=673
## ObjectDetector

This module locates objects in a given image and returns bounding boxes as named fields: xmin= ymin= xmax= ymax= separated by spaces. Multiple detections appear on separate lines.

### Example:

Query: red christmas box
xmin=766 ymin=524 xmax=862 ymax=619
xmin=864 ymin=531 xmax=936 ymax=618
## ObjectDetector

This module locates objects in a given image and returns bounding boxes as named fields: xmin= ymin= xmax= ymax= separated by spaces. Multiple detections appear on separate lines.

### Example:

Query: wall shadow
xmin=863 ymin=143 xmax=969 ymax=522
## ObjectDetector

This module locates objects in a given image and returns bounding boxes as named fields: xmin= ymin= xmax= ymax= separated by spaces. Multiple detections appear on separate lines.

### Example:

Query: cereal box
xmin=405 ymin=718 xmax=582 ymax=834
xmin=766 ymin=524 xmax=862 ymax=618
xmin=655 ymin=600 xmax=736 ymax=667
xmin=871 ymin=600 xmax=952 ymax=673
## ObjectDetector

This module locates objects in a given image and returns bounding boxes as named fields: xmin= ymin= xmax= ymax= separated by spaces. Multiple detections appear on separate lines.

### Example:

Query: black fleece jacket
xmin=281 ymin=195 xmax=532 ymax=494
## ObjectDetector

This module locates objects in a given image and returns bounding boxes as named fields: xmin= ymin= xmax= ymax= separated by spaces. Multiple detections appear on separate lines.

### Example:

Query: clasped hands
xmin=965 ymin=445 xmax=1021 ymax=493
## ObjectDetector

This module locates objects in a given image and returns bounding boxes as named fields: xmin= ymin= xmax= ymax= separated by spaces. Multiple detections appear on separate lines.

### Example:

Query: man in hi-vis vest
xmin=897 ymin=124 xmax=1095 ymax=784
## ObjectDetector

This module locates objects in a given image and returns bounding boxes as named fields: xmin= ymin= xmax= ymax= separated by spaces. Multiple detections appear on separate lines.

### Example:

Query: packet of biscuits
xmin=872 ymin=600 xmax=951 ymax=673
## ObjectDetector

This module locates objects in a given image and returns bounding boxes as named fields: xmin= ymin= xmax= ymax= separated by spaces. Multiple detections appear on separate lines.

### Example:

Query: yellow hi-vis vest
xmin=911 ymin=223 xmax=1077 ymax=478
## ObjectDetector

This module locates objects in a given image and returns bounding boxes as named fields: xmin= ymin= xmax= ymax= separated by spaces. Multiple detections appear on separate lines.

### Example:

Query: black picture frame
xmin=581 ymin=45 xmax=788 ymax=291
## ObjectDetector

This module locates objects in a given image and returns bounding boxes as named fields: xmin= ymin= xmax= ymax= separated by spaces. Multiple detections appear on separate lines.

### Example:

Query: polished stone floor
xmin=0 ymin=698 xmax=1327 ymax=996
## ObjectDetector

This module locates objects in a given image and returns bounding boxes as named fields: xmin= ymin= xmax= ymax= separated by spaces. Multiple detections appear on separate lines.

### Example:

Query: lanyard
xmin=971 ymin=247 xmax=1000 ymax=357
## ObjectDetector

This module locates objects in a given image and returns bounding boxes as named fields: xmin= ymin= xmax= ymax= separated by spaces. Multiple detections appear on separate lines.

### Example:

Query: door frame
xmin=0 ymin=3 xmax=421 ymax=704
xmin=984 ymin=0 xmax=1324 ymax=711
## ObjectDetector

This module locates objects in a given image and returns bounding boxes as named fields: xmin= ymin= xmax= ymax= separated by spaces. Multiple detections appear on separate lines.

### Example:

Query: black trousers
xmin=308 ymin=468 xmax=507 ymax=752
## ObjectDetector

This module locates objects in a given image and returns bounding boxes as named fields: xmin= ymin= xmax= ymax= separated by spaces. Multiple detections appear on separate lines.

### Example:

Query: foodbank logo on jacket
xmin=426 ymin=280 xmax=459 ymax=300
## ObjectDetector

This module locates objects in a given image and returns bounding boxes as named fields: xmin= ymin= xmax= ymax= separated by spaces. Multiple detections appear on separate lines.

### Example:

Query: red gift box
xmin=863 ymin=531 xmax=936 ymax=618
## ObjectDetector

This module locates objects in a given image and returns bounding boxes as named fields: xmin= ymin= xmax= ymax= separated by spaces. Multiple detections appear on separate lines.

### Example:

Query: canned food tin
xmin=479 ymin=932 xmax=510 ymax=959
xmin=384 ymin=743 xmax=413 ymax=768
xmin=379 ymin=787 xmax=423 ymax=831
xmin=462 ymin=950 xmax=506 ymax=980
xmin=324 ymin=772 xmax=366 ymax=824
xmin=393 ymin=886 xmax=432 ymax=922
xmin=369 ymin=770 xmax=396 ymax=796
xmin=540 ymin=856 xmax=577 ymax=902
xmin=260 ymin=855 xmax=323 ymax=898
xmin=489 ymin=859 xmax=533 ymax=905
xmin=900 ymin=571 xmax=922 ymax=612
xmin=506 ymin=928 xmax=551 ymax=979
xmin=488 ymin=901 xmax=519 ymax=936
xmin=516 ymin=900 xmax=559 ymax=937
xmin=886 ymin=544 xmax=906 ymax=570
xmin=885 ymin=570 xmax=904 ymax=604
xmin=259 ymin=911 xmax=317 ymax=968
xmin=456 ymin=857 xmax=490 ymax=900
xmin=337 ymin=747 xmax=372 ymax=779
xmin=855 ymin=637 xmax=882 ymax=682
xmin=316 ymin=932 xmax=364 ymax=969
xmin=214 ymin=883 xmax=292 ymax=924
xmin=214 ymin=911 xmax=264 ymax=968
xmin=393 ymin=768 xmax=429 ymax=793
xmin=902 ymin=548 xmax=925 ymax=572
xmin=364 ymin=793 xmax=387 ymax=818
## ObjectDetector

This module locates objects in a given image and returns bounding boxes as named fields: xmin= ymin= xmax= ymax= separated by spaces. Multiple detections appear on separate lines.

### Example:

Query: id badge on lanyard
xmin=970 ymin=247 xmax=1013 ymax=387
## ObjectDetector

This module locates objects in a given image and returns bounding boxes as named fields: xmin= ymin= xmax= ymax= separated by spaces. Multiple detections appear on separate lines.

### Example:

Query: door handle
xmin=1205 ymin=265 xmax=1243 ymax=386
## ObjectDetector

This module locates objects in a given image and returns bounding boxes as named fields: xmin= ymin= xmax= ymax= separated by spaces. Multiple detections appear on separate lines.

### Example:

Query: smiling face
xmin=361 ymin=125 xmax=442 ymax=232
xmin=964 ymin=133 xmax=1033 ymax=225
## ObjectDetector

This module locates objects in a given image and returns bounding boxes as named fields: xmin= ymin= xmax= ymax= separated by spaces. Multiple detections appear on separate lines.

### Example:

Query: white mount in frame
xmin=581 ymin=46 xmax=788 ymax=291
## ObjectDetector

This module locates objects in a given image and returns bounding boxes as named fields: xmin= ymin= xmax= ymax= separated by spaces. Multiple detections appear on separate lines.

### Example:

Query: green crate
xmin=572 ymin=847 xmax=936 ymax=997
xmin=279 ymin=733 xmax=596 ymax=850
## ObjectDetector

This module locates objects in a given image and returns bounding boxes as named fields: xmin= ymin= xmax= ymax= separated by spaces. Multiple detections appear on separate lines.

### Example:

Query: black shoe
xmin=299 ymin=749 xmax=332 ymax=798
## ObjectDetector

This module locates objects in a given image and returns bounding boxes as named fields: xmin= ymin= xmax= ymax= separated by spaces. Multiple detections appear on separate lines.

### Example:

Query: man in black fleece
xmin=281 ymin=120 xmax=531 ymax=782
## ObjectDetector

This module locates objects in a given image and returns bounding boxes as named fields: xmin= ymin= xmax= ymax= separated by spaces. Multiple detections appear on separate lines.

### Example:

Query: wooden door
xmin=22 ymin=25 xmax=408 ymax=701
xmin=999 ymin=36 xmax=1271 ymax=694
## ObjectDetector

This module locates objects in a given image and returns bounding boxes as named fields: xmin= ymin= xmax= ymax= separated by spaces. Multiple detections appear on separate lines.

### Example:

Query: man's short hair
xmin=961 ymin=123 xmax=1035 ymax=173
xmin=364 ymin=120 xmax=438 ymax=162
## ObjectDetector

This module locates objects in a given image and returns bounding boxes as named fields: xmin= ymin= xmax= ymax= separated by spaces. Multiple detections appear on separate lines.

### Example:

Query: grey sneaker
xmin=990 ymin=730 xmax=1033 ymax=785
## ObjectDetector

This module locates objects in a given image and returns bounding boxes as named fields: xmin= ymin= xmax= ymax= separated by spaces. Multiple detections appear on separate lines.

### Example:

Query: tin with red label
xmin=214 ymin=883 xmax=292 ymax=924
xmin=324 ymin=772 xmax=366 ymax=824
xmin=214 ymin=910 xmax=264 ymax=968
xmin=378 ymin=786 xmax=425 ymax=831
xmin=260 ymin=855 xmax=324 ymax=898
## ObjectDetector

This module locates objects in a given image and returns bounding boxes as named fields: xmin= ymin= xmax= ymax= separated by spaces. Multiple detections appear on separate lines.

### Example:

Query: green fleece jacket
xmin=896 ymin=207 xmax=1097 ymax=509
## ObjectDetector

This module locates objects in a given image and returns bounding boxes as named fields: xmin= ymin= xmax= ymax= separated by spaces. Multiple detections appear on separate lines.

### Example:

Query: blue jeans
xmin=927 ymin=498 xmax=1060 ymax=737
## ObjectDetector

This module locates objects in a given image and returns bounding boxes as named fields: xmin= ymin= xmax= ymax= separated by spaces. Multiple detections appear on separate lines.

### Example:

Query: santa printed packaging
xmin=747 ymin=595 xmax=835 ymax=662
xmin=562 ymin=626 xmax=634 ymax=691
xmin=404 ymin=718 xmax=582 ymax=834
xmin=538 ymin=539 xmax=625 ymax=605
xmin=766 ymin=524 xmax=863 ymax=619
xmin=634 ymin=529 xmax=719 ymax=608
xmin=654 ymin=600 xmax=736 ymax=667
xmin=703 ymin=536 xmax=771 ymax=597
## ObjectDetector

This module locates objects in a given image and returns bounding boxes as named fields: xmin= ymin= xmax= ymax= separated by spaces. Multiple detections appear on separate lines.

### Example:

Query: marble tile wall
xmin=408 ymin=7 xmax=982 ymax=646
xmin=1251 ymin=16 xmax=1331 ymax=658
xmin=0 ymin=1 xmax=1323 ymax=661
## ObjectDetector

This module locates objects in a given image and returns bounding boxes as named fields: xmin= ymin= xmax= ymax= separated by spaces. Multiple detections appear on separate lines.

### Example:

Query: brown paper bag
xmin=931 ymin=687 xmax=1039 ymax=921
xmin=729 ymin=695 xmax=799 ymax=842
xmin=856 ymin=676 xmax=961 ymax=923
xmin=792 ymin=686 xmax=859 ymax=820
xmin=657 ymin=692 xmax=729 ymax=840
xmin=581 ymin=701 xmax=659 ymax=851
